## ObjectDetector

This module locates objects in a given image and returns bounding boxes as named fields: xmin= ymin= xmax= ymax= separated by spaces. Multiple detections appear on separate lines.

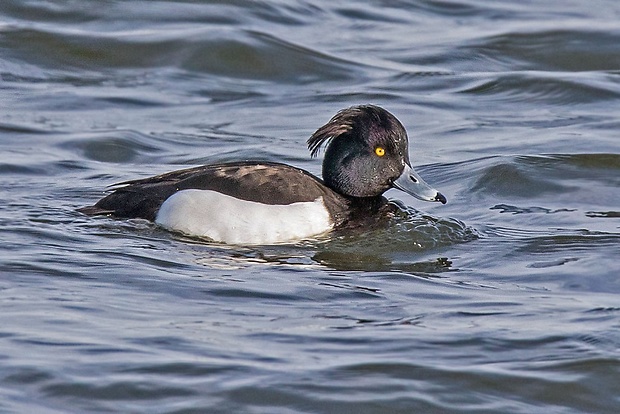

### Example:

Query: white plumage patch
xmin=155 ymin=189 xmax=333 ymax=245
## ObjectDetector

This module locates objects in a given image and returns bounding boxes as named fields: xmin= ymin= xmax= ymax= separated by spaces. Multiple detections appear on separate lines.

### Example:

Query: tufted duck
xmin=79 ymin=105 xmax=446 ymax=244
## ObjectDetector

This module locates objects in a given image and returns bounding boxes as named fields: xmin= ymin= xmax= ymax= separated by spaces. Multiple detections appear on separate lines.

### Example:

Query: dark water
xmin=1 ymin=1 xmax=619 ymax=413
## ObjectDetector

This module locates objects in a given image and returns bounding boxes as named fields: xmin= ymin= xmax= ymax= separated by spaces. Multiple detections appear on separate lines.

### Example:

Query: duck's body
xmin=79 ymin=105 xmax=446 ymax=244
xmin=80 ymin=161 xmax=388 ymax=244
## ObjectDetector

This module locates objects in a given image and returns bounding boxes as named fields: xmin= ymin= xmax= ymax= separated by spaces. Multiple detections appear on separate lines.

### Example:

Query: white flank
xmin=155 ymin=189 xmax=333 ymax=245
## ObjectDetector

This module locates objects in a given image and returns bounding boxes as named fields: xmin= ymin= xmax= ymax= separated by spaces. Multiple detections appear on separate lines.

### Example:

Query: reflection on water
xmin=1 ymin=0 xmax=620 ymax=413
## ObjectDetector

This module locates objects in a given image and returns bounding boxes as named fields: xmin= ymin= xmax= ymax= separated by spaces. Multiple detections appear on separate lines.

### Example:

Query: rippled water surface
xmin=1 ymin=1 xmax=619 ymax=413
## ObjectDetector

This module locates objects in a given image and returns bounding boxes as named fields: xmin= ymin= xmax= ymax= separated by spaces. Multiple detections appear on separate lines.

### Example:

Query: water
xmin=1 ymin=0 xmax=619 ymax=412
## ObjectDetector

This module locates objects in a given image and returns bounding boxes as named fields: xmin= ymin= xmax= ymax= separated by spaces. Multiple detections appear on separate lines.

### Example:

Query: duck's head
xmin=308 ymin=105 xmax=447 ymax=204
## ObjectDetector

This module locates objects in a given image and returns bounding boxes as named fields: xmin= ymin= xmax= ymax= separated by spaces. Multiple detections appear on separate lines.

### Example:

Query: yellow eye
xmin=375 ymin=147 xmax=385 ymax=157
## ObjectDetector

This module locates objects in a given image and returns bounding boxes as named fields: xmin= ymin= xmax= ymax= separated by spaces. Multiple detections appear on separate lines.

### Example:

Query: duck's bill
xmin=393 ymin=163 xmax=447 ymax=204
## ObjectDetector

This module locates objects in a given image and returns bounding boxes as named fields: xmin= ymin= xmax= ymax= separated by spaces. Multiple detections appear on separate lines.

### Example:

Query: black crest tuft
xmin=307 ymin=105 xmax=403 ymax=158
xmin=307 ymin=106 xmax=364 ymax=158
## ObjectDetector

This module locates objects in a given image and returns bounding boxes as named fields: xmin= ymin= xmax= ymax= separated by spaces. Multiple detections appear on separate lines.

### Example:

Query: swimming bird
xmin=79 ymin=105 xmax=446 ymax=244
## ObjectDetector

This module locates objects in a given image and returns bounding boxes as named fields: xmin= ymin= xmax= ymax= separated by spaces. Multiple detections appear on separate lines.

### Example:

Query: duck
xmin=78 ymin=105 xmax=446 ymax=245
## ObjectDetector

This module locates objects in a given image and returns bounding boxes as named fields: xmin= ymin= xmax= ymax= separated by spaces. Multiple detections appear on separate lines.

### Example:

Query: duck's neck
xmin=333 ymin=195 xmax=392 ymax=229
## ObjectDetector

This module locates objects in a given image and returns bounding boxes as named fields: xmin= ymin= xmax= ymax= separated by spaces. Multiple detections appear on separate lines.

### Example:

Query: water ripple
xmin=469 ymin=154 xmax=620 ymax=199
xmin=470 ymin=27 xmax=620 ymax=72
xmin=1 ymin=23 xmax=361 ymax=83
xmin=460 ymin=72 xmax=620 ymax=104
